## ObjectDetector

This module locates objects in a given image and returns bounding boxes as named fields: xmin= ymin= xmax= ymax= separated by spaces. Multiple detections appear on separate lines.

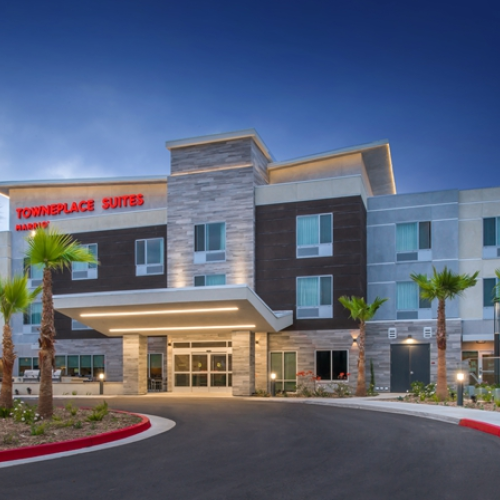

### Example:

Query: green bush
xmin=65 ymin=401 xmax=78 ymax=416
xmin=0 ymin=407 xmax=11 ymax=418
xmin=11 ymin=400 xmax=41 ymax=425
xmin=87 ymin=401 xmax=109 ymax=422
xmin=30 ymin=422 xmax=47 ymax=436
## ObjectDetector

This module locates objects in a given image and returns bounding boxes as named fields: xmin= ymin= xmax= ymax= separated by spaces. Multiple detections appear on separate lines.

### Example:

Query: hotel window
xmin=483 ymin=218 xmax=500 ymax=258
xmin=270 ymin=352 xmax=297 ymax=393
xmin=23 ymin=302 xmax=42 ymax=333
xmin=296 ymin=213 xmax=333 ymax=258
xmin=396 ymin=222 xmax=431 ymax=261
xmin=18 ymin=357 xmax=39 ymax=376
xmin=396 ymin=282 xmax=431 ymax=320
xmin=72 ymin=243 xmax=98 ymax=280
xmin=483 ymin=278 xmax=499 ymax=318
xmin=194 ymin=274 xmax=226 ymax=287
xmin=194 ymin=222 xmax=226 ymax=263
xmin=316 ymin=350 xmax=348 ymax=381
xmin=296 ymin=276 xmax=333 ymax=319
xmin=64 ymin=354 xmax=105 ymax=378
xmin=135 ymin=238 xmax=164 ymax=275
xmin=24 ymin=258 xmax=43 ymax=288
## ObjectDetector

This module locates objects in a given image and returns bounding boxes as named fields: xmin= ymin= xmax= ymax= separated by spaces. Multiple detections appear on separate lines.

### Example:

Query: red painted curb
xmin=459 ymin=418 xmax=500 ymax=438
xmin=0 ymin=411 xmax=151 ymax=463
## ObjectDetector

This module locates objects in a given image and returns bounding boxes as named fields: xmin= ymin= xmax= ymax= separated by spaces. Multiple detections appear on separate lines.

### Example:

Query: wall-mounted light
xmin=406 ymin=335 xmax=415 ymax=344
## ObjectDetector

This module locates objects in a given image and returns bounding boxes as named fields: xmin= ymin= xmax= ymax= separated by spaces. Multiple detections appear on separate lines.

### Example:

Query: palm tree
xmin=0 ymin=275 xmax=41 ymax=408
xmin=411 ymin=266 xmax=478 ymax=400
xmin=25 ymin=227 xmax=98 ymax=418
xmin=339 ymin=295 xmax=388 ymax=397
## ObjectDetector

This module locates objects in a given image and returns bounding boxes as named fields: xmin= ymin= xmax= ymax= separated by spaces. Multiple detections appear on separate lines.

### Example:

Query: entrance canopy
xmin=54 ymin=285 xmax=293 ymax=336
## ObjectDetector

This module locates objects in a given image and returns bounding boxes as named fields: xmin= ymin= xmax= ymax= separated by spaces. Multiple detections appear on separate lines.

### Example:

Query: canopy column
xmin=123 ymin=334 xmax=148 ymax=395
xmin=232 ymin=330 xmax=255 ymax=396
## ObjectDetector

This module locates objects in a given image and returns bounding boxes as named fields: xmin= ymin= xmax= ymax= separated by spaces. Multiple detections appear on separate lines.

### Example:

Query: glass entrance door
xmin=174 ymin=351 xmax=232 ymax=392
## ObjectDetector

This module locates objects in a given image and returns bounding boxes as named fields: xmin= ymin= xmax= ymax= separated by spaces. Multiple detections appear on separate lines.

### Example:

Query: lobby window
xmin=194 ymin=222 xmax=226 ymax=263
xmin=270 ymin=352 xmax=296 ymax=393
xmin=396 ymin=222 xmax=431 ymax=261
xmin=18 ymin=357 xmax=39 ymax=376
xmin=64 ymin=354 xmax=105 ymax=378
xmin=396 ymin=282 xmax=431 ymax=319
xmin=24 ymin=258 xmax=43 ymax=288
xmin=296 ymin=213 xmax=333 ymax=258
xmin=72 ymin=243 xmax=98 ymax=280
xmin=194 ymin=274 xmax=226 ymax=287
xmin=296 ymin=276 xmax=333 ymax=319
xmin=136 ymin=238 xmax=164 ymax=275
xmin=483 ymin=218 xmax=500 ymax=258
xmin=316 ymin=350 xmax=348 ymax=381
xmin=23 ymin=302 xmax=42 ymax=333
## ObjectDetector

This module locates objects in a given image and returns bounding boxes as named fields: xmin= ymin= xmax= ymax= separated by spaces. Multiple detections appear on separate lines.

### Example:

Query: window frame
xmin=396 ymin=281 xmax=431 ymax=319
xmin=194 ymin=222 xmax=226 ymax=263
xmin=396 ymin=221 xmax=432 ymax=261
xmin=72 ymin=243 xmax=98 ymax=280
xmin=23 ymin=301 xmax=42 ymax=332
xmin=483 ymin=218 xmax=500 ymax=258
xmin=135 ymin=238 xmax=165 ymax=276
xmin=296 ymin=275 xmax=333 ymax=319
xmin=269 ymin=351 xmax=297 ymax=393
xmin=24 ymin=258 xmax=44 ymax=288
xmin=194 ymin=274 xmax=226 ymax=287
xmin=296 ymin=213 xmax=333 ymax=259
xmin=315 ymin=349 xmax=349 ymax=382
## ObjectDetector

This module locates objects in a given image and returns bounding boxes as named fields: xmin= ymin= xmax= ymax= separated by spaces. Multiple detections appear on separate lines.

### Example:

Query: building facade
xmin=0 ymin=129 xmax=498 ymax=394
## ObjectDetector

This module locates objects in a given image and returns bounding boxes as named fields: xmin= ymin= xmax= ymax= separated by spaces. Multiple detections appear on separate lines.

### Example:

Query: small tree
xmin=411 ymin=266 xmax=478 ymax=400
xmin=339 ymin=296 xmax=388 ymax=396
xmin=25 ymin=227 xmax=98 ymax=418
xmin=0 ymin=275 xmax=41 ymax=408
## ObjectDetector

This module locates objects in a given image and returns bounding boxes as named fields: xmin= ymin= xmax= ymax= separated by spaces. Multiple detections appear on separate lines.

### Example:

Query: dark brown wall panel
xmin=53 ymin=225 xmax=167 ymax=339
xmin=255 ymin=197 xmax=367 ymax=330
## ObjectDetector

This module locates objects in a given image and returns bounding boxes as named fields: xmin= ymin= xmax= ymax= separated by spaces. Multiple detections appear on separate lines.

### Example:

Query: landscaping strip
xmin=459 ymin=418 xmax=500 ymax=438
xmin=0 ymin=411 xmax=150 ymax=463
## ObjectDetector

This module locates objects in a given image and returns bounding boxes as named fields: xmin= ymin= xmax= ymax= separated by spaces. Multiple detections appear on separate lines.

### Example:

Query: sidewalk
xmin=251 ymin=393 xmax=500 ymax=437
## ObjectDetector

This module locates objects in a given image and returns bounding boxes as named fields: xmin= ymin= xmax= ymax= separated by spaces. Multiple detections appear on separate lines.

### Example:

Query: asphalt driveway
xmin=1 ymin=396 xmax=500 ymax=500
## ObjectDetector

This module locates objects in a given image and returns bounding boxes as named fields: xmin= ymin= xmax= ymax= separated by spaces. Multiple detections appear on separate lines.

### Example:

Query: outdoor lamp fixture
xmin=270 ymin=372 xmax=277 ymax=397
xmin=99 ymin=372 xmax=105 ymax=395
xmin=406 ymin=335 xmax=415 ymax=344
xmin=351 ymin=335 xmax=358 ymax=345
xmin=456 ymin=371 xmax=465 ymax=406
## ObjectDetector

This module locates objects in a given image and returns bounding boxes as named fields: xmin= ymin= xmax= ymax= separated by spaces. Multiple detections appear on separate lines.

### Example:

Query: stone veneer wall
xmin=168 ymin=139 xmax=259 ymax=289
xmin=365 ymin=320 xmax=462 ymax=390
xmin=123 ymin=335 xmax=148 ymax=395
xmin=231 ymin=331 xmax=255 ymax=396
xmin=268 ymin=329 xmax=359 ymax=388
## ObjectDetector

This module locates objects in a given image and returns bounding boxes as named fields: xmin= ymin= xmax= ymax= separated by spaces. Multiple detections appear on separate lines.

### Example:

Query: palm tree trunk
xmin=436 ymin=298 xmax=447 ymax=400
xmin=356 ymin=321 xmax=367 ymax=397
xmin=38 ymin=267 xmax=55 ymax=418
xmin=0 ymin=324 xmax=15 ymax=409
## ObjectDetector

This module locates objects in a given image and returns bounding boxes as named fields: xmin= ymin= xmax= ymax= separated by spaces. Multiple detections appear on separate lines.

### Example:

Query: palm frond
xmin=339 ymin=295 xmax=388 ymax=322
xmin=25 ymin=227 xmax=99 ymax=271
xmin=411 ymin=266 xmax=478 ymax=302
xmin=0 ymin=274 xmax=41 ymax=322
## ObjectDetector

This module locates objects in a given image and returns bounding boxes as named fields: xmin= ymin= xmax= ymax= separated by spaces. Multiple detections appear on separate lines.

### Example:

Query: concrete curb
xmin=459 ymin=418 xmax=500 ymax=437
xmin=0 ymin=411 xmax=150 ymax=463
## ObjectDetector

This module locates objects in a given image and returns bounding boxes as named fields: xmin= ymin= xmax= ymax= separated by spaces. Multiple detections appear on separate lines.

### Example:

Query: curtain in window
xmin=32 ymin=264 xmax=44 ymax=280
xmin=297 ymin=216 xmax=319 ymax=246
xmin=297 ymin=277 xmax=319 ymax=307
xmin=396 ymin=223 xmax=417 ymax=252
xmin=31 ymin=302 xmax=42 ymax=324
xmin=206 ymin=274 xmax=226 ymax=286
xmin=397 ymin=282 xmax=418 ymax=310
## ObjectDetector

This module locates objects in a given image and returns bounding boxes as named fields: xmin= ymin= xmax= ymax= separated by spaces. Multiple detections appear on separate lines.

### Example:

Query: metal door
xmin=391 ymin=344 xmax=430 ymax=392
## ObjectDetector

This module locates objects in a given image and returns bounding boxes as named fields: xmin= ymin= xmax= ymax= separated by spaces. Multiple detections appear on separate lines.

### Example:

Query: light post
xmin=270 ymin=372 xmax=276 ymax=397
xmin=456 ymin=371 xmax=464 ymax=407
xmin=99 ymin=372 xmax=105 ymax=395
xmin=494 ymin=301 xmax=500 ymax=385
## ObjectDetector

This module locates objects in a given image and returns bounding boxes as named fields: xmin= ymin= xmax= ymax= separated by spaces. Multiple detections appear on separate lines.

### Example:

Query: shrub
xmin=0 ymin=407 xmax=11 ymax=418
xmin=11 ymin=400 xmax=41 ymax=425
xmin=31 ymin=422 xmax=47 ymax=436
xmin=65 ymin=401 xmax=78 ymax=416
xmin=87 ymin=401 xmax=109 ymax=422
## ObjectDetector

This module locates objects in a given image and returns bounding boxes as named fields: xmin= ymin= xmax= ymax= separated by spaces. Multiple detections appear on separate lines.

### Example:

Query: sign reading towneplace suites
xmin=15 ymin=194 xmax=145 ymax=231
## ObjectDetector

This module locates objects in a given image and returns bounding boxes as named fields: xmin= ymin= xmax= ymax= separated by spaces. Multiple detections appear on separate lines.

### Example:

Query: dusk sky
xmin=1 ymin=0 xmax=499 ymax=228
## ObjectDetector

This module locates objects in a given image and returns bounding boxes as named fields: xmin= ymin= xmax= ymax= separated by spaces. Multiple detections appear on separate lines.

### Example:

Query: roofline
xmin=267 ymin=139 xmax=390 ymax=170
xmin=0 ymin=175 xmax=168 ymax=196
xmin=165 ymin=128 xmax=275 ymax=162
